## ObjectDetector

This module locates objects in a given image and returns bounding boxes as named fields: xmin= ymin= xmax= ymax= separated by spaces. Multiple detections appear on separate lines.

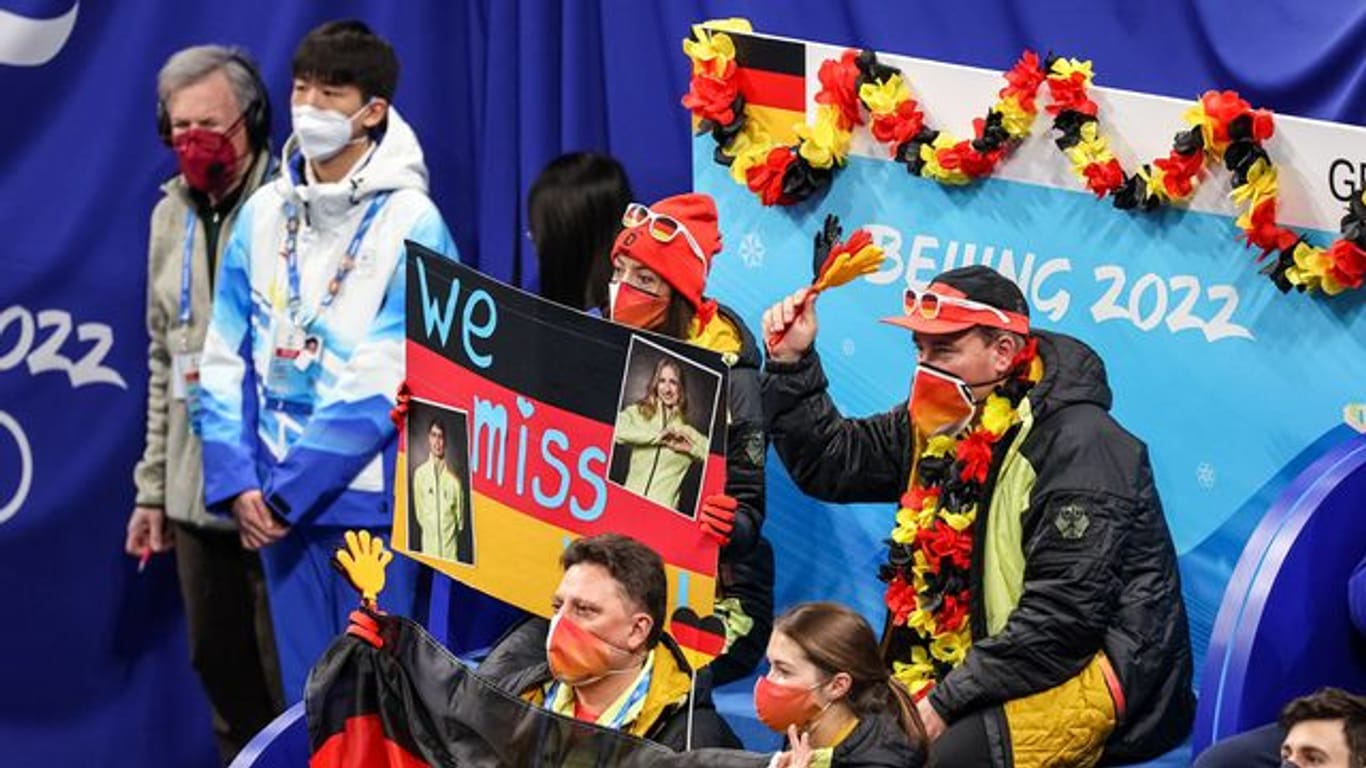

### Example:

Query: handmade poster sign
xmin=395 ymin=244 xmax=728 ymax=618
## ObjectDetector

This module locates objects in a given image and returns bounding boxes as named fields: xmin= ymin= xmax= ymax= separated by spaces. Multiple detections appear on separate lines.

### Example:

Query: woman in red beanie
xmin=607 ymin=192 xmax=772 ymax=686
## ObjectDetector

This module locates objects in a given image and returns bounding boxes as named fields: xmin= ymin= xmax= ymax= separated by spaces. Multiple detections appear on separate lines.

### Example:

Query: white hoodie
xmin=199 ymin=107 xmax=458 ymax=528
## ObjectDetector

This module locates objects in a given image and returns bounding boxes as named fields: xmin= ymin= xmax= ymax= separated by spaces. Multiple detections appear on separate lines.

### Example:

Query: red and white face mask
xmin=609 ymin=280 xmax=669 ymax=330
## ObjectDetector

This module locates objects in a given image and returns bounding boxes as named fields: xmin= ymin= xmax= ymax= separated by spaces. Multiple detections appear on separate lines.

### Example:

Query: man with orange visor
xmin=760 ymin=265 xmax=1194 ymax=767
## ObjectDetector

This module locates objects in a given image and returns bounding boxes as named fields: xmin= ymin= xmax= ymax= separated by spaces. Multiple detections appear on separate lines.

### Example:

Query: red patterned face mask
xmin=609 ymin=280 xmax=669 ymax=330
xmin=753 ymin=675 xmax=828 ymax=733
xmin=172 ymin=115 xmax=245 ymax=197
xmin=545 ymin=612 xmax=637 ymax=686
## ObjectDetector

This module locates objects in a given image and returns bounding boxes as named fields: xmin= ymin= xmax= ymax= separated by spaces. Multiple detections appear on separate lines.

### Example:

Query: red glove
xmin=699 ymin=494 xmax=738 ymax=547
xmin=389 ymin=381 xmax=411 ymax=431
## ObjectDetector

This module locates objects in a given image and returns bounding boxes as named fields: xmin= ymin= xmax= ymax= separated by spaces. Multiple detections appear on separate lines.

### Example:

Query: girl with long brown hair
xmin=761 ymin=602 xmax=928 ymax=767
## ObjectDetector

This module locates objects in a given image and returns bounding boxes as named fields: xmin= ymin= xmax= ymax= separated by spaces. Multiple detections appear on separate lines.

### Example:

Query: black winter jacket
xmin=761 ymin=330 xmax=1194 ymax=763
xmin=701 ymin=304 xmax=775 ymax=686
xmin=829 ymin=711 xmax=927 ymax=767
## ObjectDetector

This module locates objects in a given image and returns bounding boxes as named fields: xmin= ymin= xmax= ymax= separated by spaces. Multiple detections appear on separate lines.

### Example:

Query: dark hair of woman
xmin=658 ymin=291 xmax=697 ymax=340
xmin=527 ymin=152 xmax=633 ymax=311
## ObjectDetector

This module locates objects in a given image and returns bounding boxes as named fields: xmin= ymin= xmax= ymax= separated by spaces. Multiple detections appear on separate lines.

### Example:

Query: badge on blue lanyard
xmin=265 ymin=191 xmax=390 ymax=414
xmin=173 ymin=210 xmax=204 ymax=435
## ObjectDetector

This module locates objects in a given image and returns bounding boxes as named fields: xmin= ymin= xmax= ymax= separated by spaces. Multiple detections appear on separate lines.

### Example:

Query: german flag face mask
xmin=545 ymin=612 xmax=640 ymax=686
xmin=608 ymin=280 xmax=669 ymax=331
xmin=909 ymin=363 xmax=978 ymax=438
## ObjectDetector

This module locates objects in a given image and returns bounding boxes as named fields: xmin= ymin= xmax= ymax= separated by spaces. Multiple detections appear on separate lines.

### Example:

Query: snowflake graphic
xmin=841 ymin=338 xmax=856 ymax=357
xmin=1196 ymin=462 xmax=1216 ymax=490
xmin=738 ymin=232 xmax=765 ymax=269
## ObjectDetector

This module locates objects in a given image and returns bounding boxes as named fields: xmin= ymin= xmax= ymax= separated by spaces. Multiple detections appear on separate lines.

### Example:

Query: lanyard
xmin=281 ymin=190 xmax=391 ymax=328
xmin=606 ymin=664 xmax=652 ymax=729
xmin=179 ymin=209 xmax=197 ymax=327
xmin=546 ymin=660 xmax=653 ymax=731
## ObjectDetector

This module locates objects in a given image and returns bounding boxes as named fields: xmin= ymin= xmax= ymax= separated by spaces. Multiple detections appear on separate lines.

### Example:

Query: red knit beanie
xmin=612 ymin=193 xmax=722 ymax=325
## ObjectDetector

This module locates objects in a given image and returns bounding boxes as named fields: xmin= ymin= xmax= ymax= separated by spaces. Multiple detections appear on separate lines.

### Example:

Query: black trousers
xmin=174 ymin=522 xmax=285 ymax=766
xmin=931 ymin=707 xmax=996 ymax=767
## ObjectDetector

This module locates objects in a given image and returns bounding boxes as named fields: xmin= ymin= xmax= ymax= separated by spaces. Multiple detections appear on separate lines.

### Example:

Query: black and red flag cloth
xmin=305 ymin=609 xmax=771 ymax=767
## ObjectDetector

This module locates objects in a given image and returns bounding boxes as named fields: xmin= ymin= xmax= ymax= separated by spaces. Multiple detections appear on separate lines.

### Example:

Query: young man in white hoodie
xmin=199 ymin=20 xmax=458 ymax=701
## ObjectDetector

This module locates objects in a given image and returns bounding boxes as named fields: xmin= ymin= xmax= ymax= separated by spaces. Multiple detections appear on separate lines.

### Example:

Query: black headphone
xmin=157 ymin=49 xmax=271 ymax=151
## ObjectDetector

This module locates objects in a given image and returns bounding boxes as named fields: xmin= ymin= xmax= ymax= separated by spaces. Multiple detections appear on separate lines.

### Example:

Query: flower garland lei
xmin=879 ymin=340 xmax=1042 ymax=698
xmin=681 ymin=24 xmax=1366 ymax=296
xmin=1045 ymin=65 xmax=1365 ymax=295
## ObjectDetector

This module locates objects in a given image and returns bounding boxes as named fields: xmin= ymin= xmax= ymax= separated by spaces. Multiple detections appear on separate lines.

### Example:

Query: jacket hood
xmin=276 ymin=106 xmax=429 ymax=223
xmin=1028 ymin=329 xmax=1113 ymax=423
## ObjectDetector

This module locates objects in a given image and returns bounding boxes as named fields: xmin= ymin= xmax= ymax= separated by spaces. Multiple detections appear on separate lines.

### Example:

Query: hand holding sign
xmin=698 ymin=493 xmax=738 ymax=546
xmin=390 ymin=381 xmax=412 ymax=431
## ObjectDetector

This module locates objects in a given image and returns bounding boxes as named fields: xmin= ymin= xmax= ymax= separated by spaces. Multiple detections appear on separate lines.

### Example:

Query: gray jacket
xmin=132 ymin=153 xmax=271 ymax=528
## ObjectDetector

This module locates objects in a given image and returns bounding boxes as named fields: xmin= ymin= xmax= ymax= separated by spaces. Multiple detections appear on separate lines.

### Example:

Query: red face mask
xmin=753 ymin=675 xmax=828 ymax=733
xmin=610 ymin=281 xmax=669 ymax=330
xmin=545 ymin=612 xmax=637 ymax=686
xmin=172 ymin=115 xmax=245 ymax=197
xmin=909 ymin=363 xmax=977 ymax=438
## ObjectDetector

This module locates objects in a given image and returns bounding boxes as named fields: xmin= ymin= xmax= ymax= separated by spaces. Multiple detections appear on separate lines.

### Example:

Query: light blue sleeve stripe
xmin=199 ymin=201 xmax=262 ymax=507
xmin=408 ymin=202 xmax=459 ymax=262
xmin=264 ymin=235 xmax=405 ymax=523
xmin=263 ymin=197 xmax=458 ymax=522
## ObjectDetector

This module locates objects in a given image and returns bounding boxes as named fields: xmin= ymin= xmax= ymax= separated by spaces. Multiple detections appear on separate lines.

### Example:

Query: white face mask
xmin=291 ymin=101 xmax=372 ymax=162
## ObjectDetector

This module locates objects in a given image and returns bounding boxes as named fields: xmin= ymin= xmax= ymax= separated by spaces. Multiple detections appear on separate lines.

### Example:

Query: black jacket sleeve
xmin=929 ymin=488 xmax=1131 ymax=721
xmin=722 ymin=360 xmax=766 ymax=557
xmin=761 ymin=351 xmax=911 ymax=504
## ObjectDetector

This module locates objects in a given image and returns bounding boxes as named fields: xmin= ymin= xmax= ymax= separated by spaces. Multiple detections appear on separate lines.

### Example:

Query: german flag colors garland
xmin=1046 ymin=72 xmax=1366 ymax=295
xmin=681 ymin=25 xmax=1366 ymax=296
xmin=880 ymin=341 xmax=1043 ymax=698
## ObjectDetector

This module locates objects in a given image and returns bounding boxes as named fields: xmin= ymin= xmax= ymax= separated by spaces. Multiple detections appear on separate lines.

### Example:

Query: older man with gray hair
xmin=124 ymin=44 xmax=282 ymax=765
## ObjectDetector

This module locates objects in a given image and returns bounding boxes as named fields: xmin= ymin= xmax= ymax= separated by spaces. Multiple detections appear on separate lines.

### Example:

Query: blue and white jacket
xmin=199 ymin=108 xmax=457 ymax=528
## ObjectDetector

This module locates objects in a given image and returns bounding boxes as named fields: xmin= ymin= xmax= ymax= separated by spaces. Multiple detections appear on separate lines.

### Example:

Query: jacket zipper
xmin=642 ymin=409 xmax=667 ymax=496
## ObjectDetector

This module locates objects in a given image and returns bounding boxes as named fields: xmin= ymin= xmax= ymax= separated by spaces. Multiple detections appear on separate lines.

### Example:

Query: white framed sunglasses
xmin=902 ymin=287 xmax=1012 ymax=325
xmin=621 ymin=203 xmax=709 ymax=270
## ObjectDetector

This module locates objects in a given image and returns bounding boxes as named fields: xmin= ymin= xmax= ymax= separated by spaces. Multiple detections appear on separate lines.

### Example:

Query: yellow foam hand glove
xmin=333 ymin=529 xmax=393 ymax=607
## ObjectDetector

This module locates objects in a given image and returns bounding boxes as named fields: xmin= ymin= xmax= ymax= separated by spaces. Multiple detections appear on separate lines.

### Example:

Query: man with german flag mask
xmin=606 ymin=192 xmax=774 ymax=687
xmin=760 ymin=266 xmax=1194 ymax=766
xmin=487 ymin=534 xmax=741 ymax=751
